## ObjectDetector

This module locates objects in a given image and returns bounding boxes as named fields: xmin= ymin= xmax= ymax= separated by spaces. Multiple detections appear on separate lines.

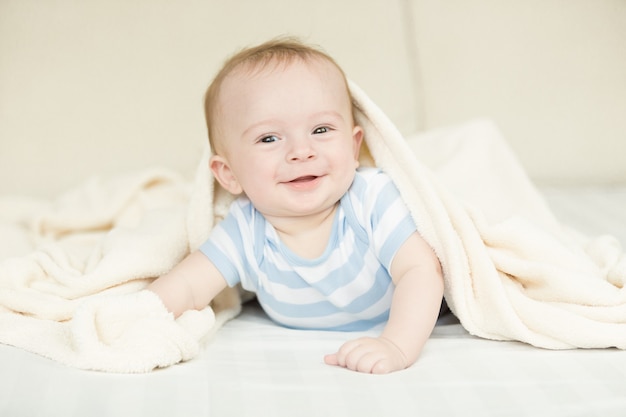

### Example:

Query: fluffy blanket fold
xmin=1 ymin=82 xmax=624 ymax=372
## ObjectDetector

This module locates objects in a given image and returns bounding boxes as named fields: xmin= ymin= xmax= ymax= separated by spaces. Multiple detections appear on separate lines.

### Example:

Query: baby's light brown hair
xmin=203 ymin=37 xmax=355 ymax=154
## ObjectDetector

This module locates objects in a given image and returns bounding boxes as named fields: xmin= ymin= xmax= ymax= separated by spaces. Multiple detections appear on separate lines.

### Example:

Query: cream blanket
xmin=1 ymin=83 xmax=625 ymax=372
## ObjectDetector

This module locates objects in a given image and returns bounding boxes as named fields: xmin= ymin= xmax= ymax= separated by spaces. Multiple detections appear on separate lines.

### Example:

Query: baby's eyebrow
xmin=241 ymin=119 xmax=281 ymax=137
xmin=310 ymin=110 xmax=345 ymax=122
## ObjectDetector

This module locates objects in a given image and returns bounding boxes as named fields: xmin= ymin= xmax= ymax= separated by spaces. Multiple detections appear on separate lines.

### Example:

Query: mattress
xmin=1 ymin=185 xmax=626 ymax=417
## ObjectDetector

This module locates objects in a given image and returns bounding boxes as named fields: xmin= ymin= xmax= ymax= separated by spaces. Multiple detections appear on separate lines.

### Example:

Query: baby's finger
xmin=352 ymin=351 xmax=386 ymax=374
xmin=323 ymin=353 xmax=339 ymax=366
xmin=334 ymin=338 xmax=370 ymax=367
xmin=370 ymin=358 xmax=394 ymax=374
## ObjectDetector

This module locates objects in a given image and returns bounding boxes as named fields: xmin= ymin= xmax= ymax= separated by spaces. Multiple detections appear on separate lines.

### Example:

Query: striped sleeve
xmin=350 ymin=169 xmax=417 ymax=270
xmin=198 ymin=199 xmax=258 ymax=291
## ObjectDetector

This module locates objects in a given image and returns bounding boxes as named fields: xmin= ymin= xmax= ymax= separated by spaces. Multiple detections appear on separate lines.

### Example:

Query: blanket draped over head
xmin=1 ymin=82 xmax=625 ymax=372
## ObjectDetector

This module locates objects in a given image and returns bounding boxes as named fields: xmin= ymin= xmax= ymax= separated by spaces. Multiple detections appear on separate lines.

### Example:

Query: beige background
xmin=1 ymin=0 xmax=625 ymax=198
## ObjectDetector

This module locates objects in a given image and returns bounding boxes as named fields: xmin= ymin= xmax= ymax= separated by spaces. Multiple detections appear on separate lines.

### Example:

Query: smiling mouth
xmin=289 ymin=175 xmax=318 ymax=183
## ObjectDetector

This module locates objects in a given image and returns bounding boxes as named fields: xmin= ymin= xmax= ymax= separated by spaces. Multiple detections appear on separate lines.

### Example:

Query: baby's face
xmin=211 ymin=58 xmax=363 ymax=222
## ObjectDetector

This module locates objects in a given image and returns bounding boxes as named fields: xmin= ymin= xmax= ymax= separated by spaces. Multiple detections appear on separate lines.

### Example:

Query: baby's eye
xmin=259 ymin=135 xmax=279 ymax=143
xmin=313 ymin=126 xmax=329 ymax=134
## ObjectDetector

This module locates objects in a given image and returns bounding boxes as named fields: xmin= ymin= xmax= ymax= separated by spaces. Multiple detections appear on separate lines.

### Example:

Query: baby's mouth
xmin=289 ymin=175 xmax=318 ymax=183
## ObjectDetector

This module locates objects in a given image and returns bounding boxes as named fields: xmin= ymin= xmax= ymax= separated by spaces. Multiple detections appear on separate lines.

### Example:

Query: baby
xmin=148 ymin=38 xmax=444 ymax=374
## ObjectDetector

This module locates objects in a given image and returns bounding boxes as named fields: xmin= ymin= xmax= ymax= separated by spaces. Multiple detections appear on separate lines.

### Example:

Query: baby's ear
xmin=209 ymin=156 xmax=243 ymax=195
xmin=353 ymin=125 xmax=364 ymax=163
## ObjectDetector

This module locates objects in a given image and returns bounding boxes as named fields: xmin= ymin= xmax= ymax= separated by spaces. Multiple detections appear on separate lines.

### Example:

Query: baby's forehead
xmin=221 ymin=59 xmax=349 ymax=117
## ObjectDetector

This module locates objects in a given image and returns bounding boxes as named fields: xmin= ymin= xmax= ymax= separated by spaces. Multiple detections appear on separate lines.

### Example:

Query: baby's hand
xmin=324 ymin=336 xmax=408 ymax=374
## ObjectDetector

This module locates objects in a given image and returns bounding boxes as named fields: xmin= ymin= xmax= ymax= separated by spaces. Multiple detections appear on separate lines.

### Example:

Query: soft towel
xmin=349 ymin=81 xmax=626 ymax=349
xmin=0 ymin=169 xmax=241 ymax=372
xmin=1 ymin=82 xmax=625 ymax=373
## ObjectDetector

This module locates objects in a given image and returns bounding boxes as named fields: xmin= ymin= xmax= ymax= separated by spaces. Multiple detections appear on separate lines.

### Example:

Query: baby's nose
xmin=288 ymin=138 xmax=317 ymax=161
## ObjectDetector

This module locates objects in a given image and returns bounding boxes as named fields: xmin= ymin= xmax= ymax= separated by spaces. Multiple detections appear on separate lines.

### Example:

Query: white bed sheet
xmin=1 ymin=185 xmax=626 ymax=417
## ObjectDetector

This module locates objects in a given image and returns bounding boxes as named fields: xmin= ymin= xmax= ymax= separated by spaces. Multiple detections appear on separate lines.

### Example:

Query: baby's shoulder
xmin=344 ymin=168 xmax=399 ymax=218
xmin=350 ymin=167 xmax=395 ymax=196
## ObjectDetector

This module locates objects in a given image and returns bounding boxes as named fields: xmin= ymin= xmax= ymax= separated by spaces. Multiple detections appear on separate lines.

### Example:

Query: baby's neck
xmin=269 ymin=204 xmax=338 ymax=259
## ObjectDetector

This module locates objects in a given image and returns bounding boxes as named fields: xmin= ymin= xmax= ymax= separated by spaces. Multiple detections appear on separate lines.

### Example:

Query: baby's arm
xmin=324 ymin=231 xmax=444 ymax=374
xmin=147 ymin=251 xmax=228 ymax=318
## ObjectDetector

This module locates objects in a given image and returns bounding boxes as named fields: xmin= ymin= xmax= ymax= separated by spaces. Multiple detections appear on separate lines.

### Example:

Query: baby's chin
xmin=255 ymin=200 xmax=341 ymax=222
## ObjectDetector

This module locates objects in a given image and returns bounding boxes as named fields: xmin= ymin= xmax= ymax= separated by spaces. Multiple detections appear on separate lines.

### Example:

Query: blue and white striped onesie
xmin=199 ymin=168 xmax=417 ymax=331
